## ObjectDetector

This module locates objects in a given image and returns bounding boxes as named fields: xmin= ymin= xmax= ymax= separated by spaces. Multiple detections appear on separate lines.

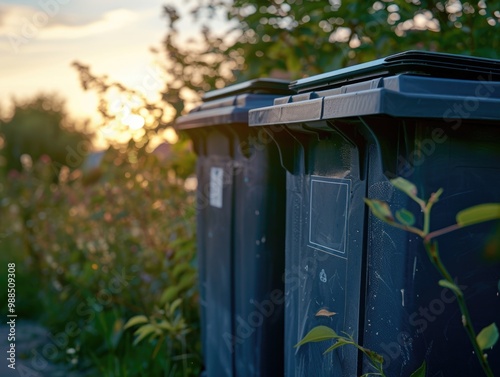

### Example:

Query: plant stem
xmin=423 ymin=208 xmax=431 ymax=236
xmin=423 ymin=241 xmax=494 ymax=377
xmin=355 ymin=343 xmax=387 ymax=377
xmin=422 ymin=189 xmax=443 ymax=236
xmin=425 ymin=223 xmax=461 ymax=242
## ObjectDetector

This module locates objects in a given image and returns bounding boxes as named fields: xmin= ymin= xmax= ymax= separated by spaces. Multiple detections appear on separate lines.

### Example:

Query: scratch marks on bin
xmin=412 ymin=256 xmax=417 ymax=280
xmin=383 ymin=230 xmax=397 ymax=251
xmin=400 ymin=332 xmax=413 ymax=367
xmin=374 ymin=270 xmax=392 ymax=291
xmin=332 ymin=269 xmax=345 ymax=291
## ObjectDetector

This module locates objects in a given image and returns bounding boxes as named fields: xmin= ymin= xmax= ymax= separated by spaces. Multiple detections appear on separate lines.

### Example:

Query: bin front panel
xmin=282 ymin=125 xmax=368 ymax=377
xmin=363 ymin=119 xmax=500 ymax=377
xmin=196 ymin=129 xmax=235 ymax=377
xmin=193 ymin=125 xmax=287 ymax=377
xmin=233 ymin=132 xmax=286 ymax=377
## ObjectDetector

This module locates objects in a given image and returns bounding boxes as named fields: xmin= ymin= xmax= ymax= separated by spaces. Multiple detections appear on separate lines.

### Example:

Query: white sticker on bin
xmin=308 ymin=176 xmax=350 ymax=257
xmin=210 ymin=167 xmax=224 ymax=208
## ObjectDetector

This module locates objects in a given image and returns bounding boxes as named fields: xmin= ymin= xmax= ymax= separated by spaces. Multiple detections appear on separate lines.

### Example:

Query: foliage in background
xmin=0 ymin=148 xmax=200 ymax=376
xmin=165 ymin=0 xmax=500 ymax=83
xmin=0 ymin=94 xmax=92 ymax=178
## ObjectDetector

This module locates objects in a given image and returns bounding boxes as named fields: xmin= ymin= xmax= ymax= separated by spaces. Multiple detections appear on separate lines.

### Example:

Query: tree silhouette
xmin=0 ymin=94 xmax=92 ymax=178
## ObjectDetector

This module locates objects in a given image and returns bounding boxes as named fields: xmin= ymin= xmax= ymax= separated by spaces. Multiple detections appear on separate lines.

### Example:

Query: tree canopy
xmin=163 ymin=0 xmax=500 ymax=86
xmin=73 ymin=0 xmax=500 ymax=155
xmin=0 ymin=94 xmax=92 ymax=176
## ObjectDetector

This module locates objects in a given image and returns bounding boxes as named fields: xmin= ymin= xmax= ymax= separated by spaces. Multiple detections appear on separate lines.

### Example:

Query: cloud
xmin=39 ymin=9 xmax=140 ymax=40
xmin=0 ymin=5 xmax=151 ymax=41
xmin=0 ymin=4 xmax=37 ymax=34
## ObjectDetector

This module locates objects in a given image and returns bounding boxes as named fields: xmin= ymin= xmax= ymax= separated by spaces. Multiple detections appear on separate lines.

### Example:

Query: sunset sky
xmin=1 ymin=0 xmax=188 ymax=124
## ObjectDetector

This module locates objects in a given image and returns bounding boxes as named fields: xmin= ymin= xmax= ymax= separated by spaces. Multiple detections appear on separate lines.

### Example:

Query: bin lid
xmin=249 ymin=53 xmax=500 ymax=126
xmin=175 ymin=79 xmax=292 ymax=130
xmin=290 ymin=50 xmax=500 ymax=93
xmin=203 ymin=78 xmax=292 ymax=100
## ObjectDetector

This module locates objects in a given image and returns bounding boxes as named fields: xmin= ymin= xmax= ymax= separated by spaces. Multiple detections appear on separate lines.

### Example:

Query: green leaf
xmin=410 ymin=361 xmax=426 ymax=377
xmin=456 ymin=204 xmax=500 ymax=228
xmin=160 ymin=286 xmax=179 ymax=305
xmin=177 ymin=272 xmax=196 ymax=292
xmin=157 ymin=320 xmax=173 ymax=332
xmin=396 ymin=209 xmax=416 ymax=226
xmin=169 ymin=298 xmax=182 ymax=315
xmin=294 ymin=326 xmax=338 ymax=348
xmin=438 ymin=280 xmax=463 ymax=298
xmin=123 ymin=315 xmax=149 ymax=330
xmin=172 ymin=263 xmax=192 ymax=279
xmin=391 ymin=178 xmax=418 ymax=198
xmin=476 ymin=323 xmax=499 ymax=351
xmin=364 ymin=199 xmax=394 ymax=223
xmin=323 ymin=339 xmax=348 ymax=354
xmin=133 ymin=324 xmax=160 ymax=345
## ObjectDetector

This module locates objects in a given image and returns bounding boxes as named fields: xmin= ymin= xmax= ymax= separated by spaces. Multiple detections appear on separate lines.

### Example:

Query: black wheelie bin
xmin=175 ymin=79 xmax=293 ymax=377
xmin=249 ymin=51 xmax=500 ymax=377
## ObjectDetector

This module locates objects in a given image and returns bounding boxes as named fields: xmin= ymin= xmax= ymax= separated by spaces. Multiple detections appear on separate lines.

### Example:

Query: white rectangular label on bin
xmin=210 ymin=167 xmax=224 ymax=208
xmin=308 ymin=176 xmax=350 ymax=257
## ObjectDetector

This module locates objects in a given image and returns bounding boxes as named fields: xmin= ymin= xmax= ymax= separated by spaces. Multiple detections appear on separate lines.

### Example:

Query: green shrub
xmin=0 ymin=144 xmax=201 ymax=376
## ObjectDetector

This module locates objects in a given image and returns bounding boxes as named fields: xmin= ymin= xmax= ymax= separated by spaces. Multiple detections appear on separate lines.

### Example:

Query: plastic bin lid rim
xmin=291 ymin=50 xmax=500 ymax=92
xmin=202 ymin=78 xmax=294 ymax=101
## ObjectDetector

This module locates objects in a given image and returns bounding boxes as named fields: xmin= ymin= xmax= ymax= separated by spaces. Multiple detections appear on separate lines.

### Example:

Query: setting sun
xmin=122 ymin=114 xmax=145 ymax=130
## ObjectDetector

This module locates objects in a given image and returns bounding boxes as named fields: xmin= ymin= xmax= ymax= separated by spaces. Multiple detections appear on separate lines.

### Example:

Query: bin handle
xmin=357 ymin=116 xmax=409 ymax=181
xmin=322 ymin=118 xmax=374 ymax=181
xmin=264 ymin=126 xmax=306 ymax=174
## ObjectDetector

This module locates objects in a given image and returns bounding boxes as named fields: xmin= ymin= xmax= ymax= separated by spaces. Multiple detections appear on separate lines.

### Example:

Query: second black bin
xmin=249 ymin=51 xmax=500 ymax=377
xmin=176 ymin=79 xmax=292 ymax=377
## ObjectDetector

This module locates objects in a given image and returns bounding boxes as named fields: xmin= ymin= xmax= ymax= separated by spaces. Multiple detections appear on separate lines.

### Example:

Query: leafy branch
xmin=295 ymin=325 xmax=426 ymax=377
xmin=296 ymin=178 xmax=499 ymax=376
xmin=295 ymin=326 xmax=387 ymax=377
xmin=365 ymin=178 xmax=500 ymax=377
